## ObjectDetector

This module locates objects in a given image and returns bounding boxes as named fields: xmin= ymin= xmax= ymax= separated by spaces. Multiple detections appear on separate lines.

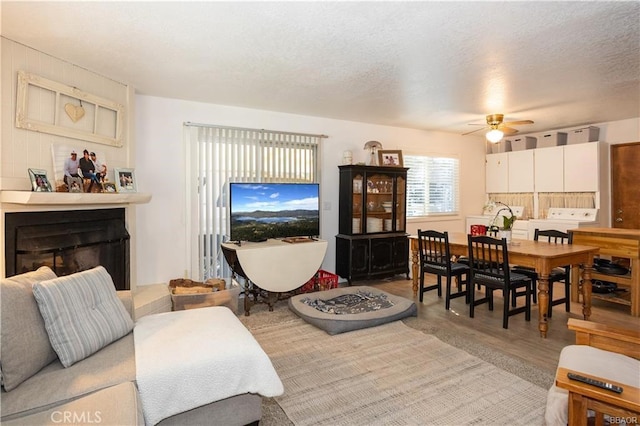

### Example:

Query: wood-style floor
xmin=363 ymin=275 xmax=640 ymax=376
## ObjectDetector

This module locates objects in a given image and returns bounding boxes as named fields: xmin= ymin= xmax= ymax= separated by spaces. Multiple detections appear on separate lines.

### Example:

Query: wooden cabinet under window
xmin=335 ymin=165 xmax=409 ymax=283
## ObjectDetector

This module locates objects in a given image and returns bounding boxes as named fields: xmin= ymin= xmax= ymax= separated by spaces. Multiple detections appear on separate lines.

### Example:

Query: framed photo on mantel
xmin=28 ymin=168 xmax=53 ymax=192
xmin=378 ymin=150 xmax=403 ymax=167
xmin=114 ymin=168 xmax=137 ymax=193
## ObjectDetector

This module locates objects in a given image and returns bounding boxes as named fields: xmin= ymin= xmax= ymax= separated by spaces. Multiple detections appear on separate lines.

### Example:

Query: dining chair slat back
xmin=417 ymin=230 xmax=470 ymax=309
xmin=467 ymin=234 xmax=532 ymax=329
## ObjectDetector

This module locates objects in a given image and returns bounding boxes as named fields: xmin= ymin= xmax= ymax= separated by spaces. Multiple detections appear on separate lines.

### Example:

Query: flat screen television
xmin=229 ymin=183 xmax=320 ymax=242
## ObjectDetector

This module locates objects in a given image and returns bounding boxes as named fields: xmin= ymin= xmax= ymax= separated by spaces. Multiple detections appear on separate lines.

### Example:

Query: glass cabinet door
xmin=352 ymin=173 xmax=364 ymax=234
xmin=396 ymin=175 xmax=406 ymax=232
xmin=364 ymin=172 xmax=393 ymax=233
xmin=343 ymin=167 xmax=407 ymax=236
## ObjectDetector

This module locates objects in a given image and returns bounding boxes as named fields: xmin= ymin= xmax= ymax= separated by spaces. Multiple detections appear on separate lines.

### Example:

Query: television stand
xmin=221 ymin=239 xmax=328 ymax=315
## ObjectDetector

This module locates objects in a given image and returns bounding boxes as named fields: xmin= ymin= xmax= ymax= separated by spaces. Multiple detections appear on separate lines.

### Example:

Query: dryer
xmin=527 ymin=208 xmax=599 ymax=239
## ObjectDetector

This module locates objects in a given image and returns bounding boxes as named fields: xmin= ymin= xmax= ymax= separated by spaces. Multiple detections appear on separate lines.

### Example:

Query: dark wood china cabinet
xmin=335 ymin=165 xmax=409 ymax=284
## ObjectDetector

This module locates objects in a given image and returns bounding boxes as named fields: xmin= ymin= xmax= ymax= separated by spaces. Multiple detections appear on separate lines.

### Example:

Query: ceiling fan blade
xmin=500 ymin=126 xmax=520 ymax=135
xmin=502 ymin=120 xmax=534 ymax=126
xmin=462 ymin=126 xmax=487 ymax=136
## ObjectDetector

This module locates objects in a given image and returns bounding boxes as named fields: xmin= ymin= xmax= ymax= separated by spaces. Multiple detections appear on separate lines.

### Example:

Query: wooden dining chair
xmin=457 ymin=228 xmax=499 ymax=291
xmin=417 ymin=230 xmax=470 ymax=310
xmin=511 ymin=229 xmax=572 ymax=317
xmin=467 ymin=234 xmax=532 ymax=329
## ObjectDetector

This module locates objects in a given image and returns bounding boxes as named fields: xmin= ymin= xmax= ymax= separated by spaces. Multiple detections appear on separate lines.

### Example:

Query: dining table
xmin=409 ymin=233 xmax=600 ymax=338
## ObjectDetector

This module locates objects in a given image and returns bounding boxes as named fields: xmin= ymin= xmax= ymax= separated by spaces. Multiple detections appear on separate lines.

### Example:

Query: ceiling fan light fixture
xmin=486 ymin=129 xmax=504 ymax=143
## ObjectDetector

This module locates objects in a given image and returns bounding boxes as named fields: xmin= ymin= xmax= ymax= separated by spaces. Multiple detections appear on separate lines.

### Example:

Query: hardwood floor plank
xmin=359 ymin=276 xmax=640 ymax=376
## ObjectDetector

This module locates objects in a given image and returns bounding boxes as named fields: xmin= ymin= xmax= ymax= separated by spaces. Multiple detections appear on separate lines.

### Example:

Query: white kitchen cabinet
xmin=486 ymin=153 xmax=509 ymax=193
xmin=534 ymin=146 xmax=564 ymax=192
xmin=488 ymin=142 xmax=600 ymax=194
xmin=564 ymin=142 xmax=599 ymax=191
xmin=507 ymin=150 xmax=534 ymax=192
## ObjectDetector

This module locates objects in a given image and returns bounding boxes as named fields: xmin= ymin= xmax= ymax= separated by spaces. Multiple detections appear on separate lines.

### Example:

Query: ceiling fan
xmin=463 ymin=114 xmax=534 ymax=143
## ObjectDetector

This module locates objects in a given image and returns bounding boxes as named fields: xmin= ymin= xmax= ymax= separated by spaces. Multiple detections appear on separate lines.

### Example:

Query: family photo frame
xmin=28 ymin=168 xmax=53 ymax=192
xmin=102 ymin=182 xmax=117 ymax=193
xmin=51 ymin=145 xmax=109 ymax=193
xmin=115 ymin=168 xmax=137 ymax=192
xmin=67 ymin=177 xmax=83 ymax=193
xmin=378 ymin=150 xmax=403 ymax=167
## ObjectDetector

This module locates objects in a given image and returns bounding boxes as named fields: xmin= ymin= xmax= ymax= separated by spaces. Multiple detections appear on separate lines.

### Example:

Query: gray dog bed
xmin=288 ymin=286 xmax=417 ymax=335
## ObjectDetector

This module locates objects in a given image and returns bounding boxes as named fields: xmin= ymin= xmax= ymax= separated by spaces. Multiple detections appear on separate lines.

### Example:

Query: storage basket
xmin=490 ymin=140 xmax=511 ymax=154
xmin=298 ymin=269 xmax=339 ymax=293
xmin=510 ymin=136 xmax=536 ymax=151
xmin=567 ymin=126 xmax=599 ymax=144
xmin=537 ymin=132 xmax=567 ymax=148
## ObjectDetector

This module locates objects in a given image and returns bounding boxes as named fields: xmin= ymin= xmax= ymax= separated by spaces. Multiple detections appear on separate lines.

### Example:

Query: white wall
xmin=595 ymin=118 xmax=640 ymax=144
xmin=134 ymin=95 xmax=488 ymax=286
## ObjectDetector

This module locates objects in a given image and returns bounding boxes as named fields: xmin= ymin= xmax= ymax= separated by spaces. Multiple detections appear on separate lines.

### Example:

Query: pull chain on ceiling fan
xmin=463 ymin=114 xmax=534 ymax=143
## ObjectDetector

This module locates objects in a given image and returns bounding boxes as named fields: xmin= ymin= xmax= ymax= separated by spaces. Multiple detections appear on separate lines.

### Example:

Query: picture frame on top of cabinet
xmin=378 ymin=150 xmax=403 ymax=167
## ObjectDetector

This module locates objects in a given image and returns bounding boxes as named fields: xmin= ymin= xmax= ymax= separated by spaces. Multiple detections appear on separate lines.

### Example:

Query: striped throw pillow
xmin=33 ymin=266 xmax=134 ymax=367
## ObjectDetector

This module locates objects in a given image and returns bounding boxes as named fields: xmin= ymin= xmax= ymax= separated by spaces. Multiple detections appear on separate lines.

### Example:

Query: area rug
xmin=247 ymin=314 xmax=548 ymax=425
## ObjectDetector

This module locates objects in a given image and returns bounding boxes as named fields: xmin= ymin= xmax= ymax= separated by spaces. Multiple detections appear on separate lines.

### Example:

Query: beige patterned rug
xmin=246 ymin=312 xmax=547 ymax=425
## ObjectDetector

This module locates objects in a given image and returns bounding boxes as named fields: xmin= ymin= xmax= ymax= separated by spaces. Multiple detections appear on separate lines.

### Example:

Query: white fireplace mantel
xmin=0 ymin=190 xmax=152 ymax=206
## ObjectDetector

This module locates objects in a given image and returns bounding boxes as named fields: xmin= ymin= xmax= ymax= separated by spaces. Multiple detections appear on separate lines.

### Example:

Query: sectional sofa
xmin=1 ymin=266 xmax=281 ymax=425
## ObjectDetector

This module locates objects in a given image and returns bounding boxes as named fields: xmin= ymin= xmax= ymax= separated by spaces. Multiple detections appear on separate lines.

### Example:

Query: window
xmin=185 ymin=123 xmax=322 ymax=280
xmin=405 ymin=155 xmax=460 ymax=217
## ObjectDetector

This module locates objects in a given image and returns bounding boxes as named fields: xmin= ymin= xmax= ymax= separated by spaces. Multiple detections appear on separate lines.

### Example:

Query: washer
xmin=466 ymin=206 xmax=529 ymax=240
xmin=527 ymin=208 xmax=599 ymax=239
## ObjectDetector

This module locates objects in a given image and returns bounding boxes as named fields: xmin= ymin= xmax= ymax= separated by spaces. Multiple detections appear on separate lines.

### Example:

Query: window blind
xmin=184 ymin=123 xmax=321 ymax=280
xmin=405 ymin=155 xmax=460 ymax=217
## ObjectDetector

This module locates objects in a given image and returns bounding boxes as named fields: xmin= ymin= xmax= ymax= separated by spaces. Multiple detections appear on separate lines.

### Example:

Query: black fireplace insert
xmin=4 ymin=208 xmax=130 ymax=290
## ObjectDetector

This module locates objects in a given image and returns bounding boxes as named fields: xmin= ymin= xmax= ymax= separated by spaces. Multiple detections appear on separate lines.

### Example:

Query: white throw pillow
xmin=32 ymin=266 xmax=134 ymax=367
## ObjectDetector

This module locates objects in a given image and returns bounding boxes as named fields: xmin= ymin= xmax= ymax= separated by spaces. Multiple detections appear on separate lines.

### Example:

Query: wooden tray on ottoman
xmin=169 ymin=278 xmax=240 ymax=312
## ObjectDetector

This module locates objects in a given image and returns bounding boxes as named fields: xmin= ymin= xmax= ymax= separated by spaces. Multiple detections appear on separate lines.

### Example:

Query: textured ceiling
xmin=2 ymin=1 xmax=639 ymax=135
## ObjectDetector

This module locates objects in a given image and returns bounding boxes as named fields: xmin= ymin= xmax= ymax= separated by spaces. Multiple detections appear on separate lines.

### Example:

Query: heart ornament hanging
xmin=64 ymin=103 xmax=85 ymax=122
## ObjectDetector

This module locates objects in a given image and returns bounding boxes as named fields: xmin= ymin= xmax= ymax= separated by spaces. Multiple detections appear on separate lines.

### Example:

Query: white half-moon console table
xmin=221 ymin=239 xmax=328 ymax=314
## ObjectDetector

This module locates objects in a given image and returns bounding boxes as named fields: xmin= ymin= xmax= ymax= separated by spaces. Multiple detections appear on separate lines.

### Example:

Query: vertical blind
xmin=185 ymin=123 xmax=321 ymax=280
xmin=405 ymin=155 xmax=460 ymax=216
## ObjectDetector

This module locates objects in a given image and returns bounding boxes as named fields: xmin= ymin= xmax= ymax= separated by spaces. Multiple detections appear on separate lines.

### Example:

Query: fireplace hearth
xmin=5 ymin=208 xmax=130 ymax=290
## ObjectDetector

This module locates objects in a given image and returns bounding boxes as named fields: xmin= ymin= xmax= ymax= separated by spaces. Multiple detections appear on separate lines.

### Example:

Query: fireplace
xmin=4 ymin=208 xmax=130 ymax=290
